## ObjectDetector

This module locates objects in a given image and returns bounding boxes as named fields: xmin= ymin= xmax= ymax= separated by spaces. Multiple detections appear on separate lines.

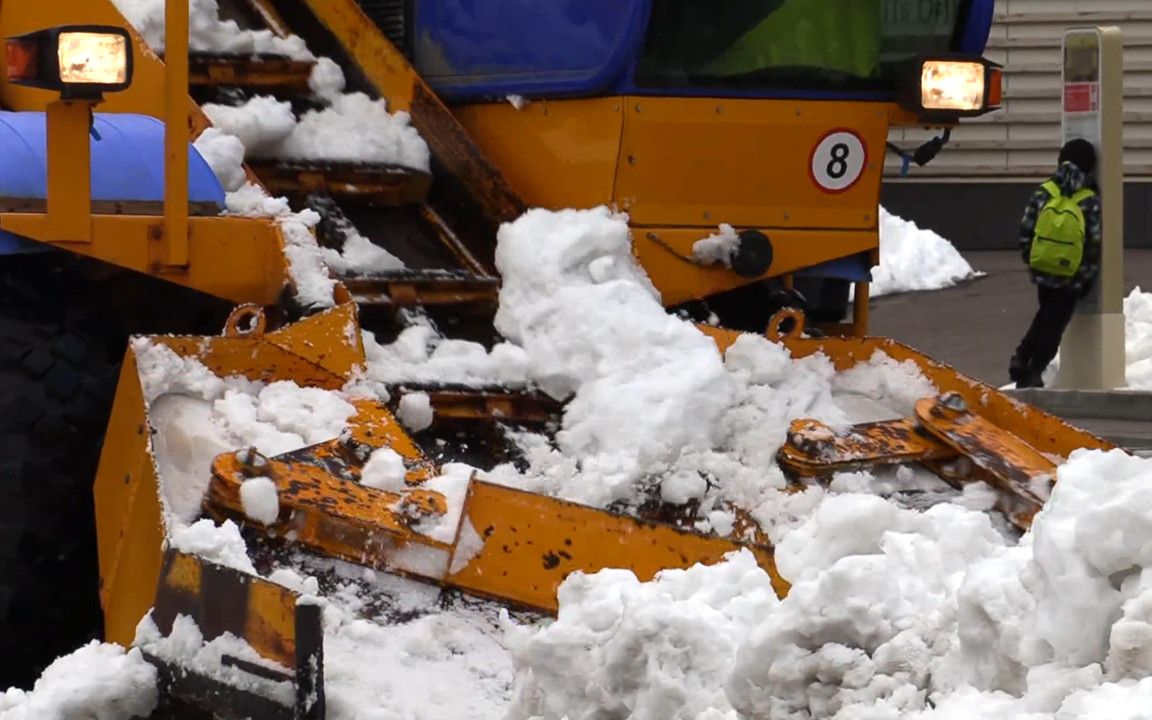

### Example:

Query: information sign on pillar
xmin=1054 ymin=27 xmax=1125 ymax=390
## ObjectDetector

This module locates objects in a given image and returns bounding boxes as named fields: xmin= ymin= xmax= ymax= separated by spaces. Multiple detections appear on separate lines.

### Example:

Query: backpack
xmin=1028 ymin=180 xmax=1095 ymax=277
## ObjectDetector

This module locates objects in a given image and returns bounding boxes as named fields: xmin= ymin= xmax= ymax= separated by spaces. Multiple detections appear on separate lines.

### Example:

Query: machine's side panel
xmin=613 ymin=96 xmax=888 ymax=230
xmin=452 ymin=98 xmax=625 ymax=211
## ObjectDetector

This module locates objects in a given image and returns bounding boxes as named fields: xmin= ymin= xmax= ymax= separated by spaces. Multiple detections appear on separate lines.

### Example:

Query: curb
xmin=1004 ymin=388 xmax=1152 ymax=422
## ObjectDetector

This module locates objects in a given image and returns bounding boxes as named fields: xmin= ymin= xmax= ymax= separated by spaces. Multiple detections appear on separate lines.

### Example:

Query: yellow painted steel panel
xmin=635 ymin=227 xmax=877 ymax=306
xmin=447 ymin=480 xmax=788 ymax=611
xmin=453 ymin=98 xmax=625 ymax=211
xmin=613 ymin=97 xmax=889 ymax=229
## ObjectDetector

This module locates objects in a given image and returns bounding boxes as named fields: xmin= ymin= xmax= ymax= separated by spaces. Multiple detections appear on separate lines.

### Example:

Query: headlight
xmin=898 ymin=55 xmax=1002 ymax=120
xmin=6 ymin=25 xmax=133 ymax=98
xmin=57 ymin=32 xmax=129 ymax=85
xmin=921 ymin=60 xmax=985 ymax=111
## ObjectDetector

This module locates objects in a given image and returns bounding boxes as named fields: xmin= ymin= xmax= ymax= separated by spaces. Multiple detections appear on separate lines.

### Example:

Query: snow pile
xmin=113 ymin=0 xmax=312 ymax=59
xmin=506 ymin=549 xmax=778 ymax=720
xmin=362 ymin=325 xmax=530 ymax=388
xmin=0 ymin=642 xmax=157 ymax=720
xmin=506 ymin=448 xmax=1152 ymax=720
xmin=490 ymin=207 xmax=738 ymax=508
xmin=1122 ymin=288 xmax=1152 ymax=389
xmin=938 ymin=451 xmax=1152 ymax=692
xmin=271 ymin=567 xmax=516 ymax=719
xmin=135 ymin=614 xmax=293 ymax=706
xmin=117 ymin=0 xmax=426 ymax=296
xmin=1042 ymin=288 xmax=1152 ymax=389
xmin=485 ymin=207 xmax=937 ymax=539
xmin=872 ymin=207 xmax=979 ymax=297
xmin=138 ymin=339 xmax=355 ymax=530
xmin=203 ymin=93 xmax=430 ymax=171
xmin=727 ymin=498 xmax=1003 ymax=719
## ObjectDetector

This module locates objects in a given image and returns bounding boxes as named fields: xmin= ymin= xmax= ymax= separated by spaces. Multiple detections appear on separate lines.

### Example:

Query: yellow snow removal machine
xmin=0 ymin=0 xmax=1114 ymax=711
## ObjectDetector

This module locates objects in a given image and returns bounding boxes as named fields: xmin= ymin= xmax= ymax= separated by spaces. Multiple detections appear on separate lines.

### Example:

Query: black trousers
xmin=1015 ymin=285 xmax=1080 ymax=374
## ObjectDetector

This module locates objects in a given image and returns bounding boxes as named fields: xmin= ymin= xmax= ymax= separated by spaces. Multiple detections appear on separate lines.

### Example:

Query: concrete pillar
xmin=1054 ymin=26 xmax=1126 ymax=390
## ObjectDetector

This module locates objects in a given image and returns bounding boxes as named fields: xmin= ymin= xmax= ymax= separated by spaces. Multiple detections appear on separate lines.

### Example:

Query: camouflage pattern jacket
xmin=1018 ymin=161 xmax=1102 ymax=292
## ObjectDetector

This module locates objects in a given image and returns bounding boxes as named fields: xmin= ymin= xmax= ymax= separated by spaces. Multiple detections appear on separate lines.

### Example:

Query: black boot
xmin=1008 ymin=353 xmax=1028 ymax=385
xmin=1016 ymin=368 xmax=1045 ymax=389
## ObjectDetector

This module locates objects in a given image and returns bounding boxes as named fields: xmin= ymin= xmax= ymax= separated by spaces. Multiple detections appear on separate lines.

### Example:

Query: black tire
xmin=0 ymin=302 xmax=117 ymax=689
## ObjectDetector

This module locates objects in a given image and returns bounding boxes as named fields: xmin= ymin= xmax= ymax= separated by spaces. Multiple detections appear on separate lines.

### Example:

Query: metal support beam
xmin=164 ymin=0 xmax=190 ymax=268
xmin=45 ymin=100 xmax=92 ymax=242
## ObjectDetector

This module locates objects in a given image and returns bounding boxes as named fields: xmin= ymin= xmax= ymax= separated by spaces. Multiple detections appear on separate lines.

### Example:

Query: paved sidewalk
xmin=869 ymin=249 xmax=1152 ymax=449
xmin=870 ymin=249 xmax=1152 ymax=386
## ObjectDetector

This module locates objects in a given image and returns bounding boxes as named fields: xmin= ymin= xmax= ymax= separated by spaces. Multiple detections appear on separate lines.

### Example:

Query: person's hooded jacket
xmin=1018 ymin=160 xmax=1102 ymax=293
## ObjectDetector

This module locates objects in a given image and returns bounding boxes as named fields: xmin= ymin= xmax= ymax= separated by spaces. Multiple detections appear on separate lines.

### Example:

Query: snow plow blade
xmin=204 ymin=430 xmax=789 ymax=612
xmin=706 ymin=313 xmax=1113 ymax=530
xmin=144 ymin=550 xmax=325 ymax=720
xmin=97 ymin=302 xmax=788 ymax=651
xmin=95 ymin=302 xmax=366 ymax=647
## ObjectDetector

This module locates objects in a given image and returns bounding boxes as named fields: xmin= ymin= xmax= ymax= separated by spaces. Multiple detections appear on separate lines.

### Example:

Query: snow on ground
xmin=1036 ymin=287 xmax=1152 ymax=391
xmin=872 ymin=207 xmax=980 ymax=297
xmin=0 ymin=642 xmax=157 ymax=720
xmin=1124 ymin=288 xmax=1152 ymax=389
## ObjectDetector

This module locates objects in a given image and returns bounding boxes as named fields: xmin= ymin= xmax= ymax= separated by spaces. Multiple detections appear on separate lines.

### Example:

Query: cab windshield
xmin=636 ymin=0 xmax=967 ymax=92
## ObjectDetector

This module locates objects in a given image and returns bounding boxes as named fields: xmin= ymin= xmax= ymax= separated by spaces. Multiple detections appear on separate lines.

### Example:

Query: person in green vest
xmin=1009 ymin=139 xmax=1102 ymax=389
xmin=700 ymin=0 xmax=882 ymax=81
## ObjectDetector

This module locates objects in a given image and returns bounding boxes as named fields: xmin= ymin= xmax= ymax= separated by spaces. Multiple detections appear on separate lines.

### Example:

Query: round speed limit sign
xmin=809 ymin=129 xmax=867 ymax=193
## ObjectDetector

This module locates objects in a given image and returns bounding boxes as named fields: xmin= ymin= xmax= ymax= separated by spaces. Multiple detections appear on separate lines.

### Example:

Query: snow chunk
xmin=415 ymin=463 xmax=474 ymax=544
xmin=360 ymin=448 xmax=407 ymax=491
xmin=309 ymin=57 xmax=347 ymax=101
xmin=202 ymin=96 xmax=296 ymax=157
xmin=398 ymin=392 xmax=434 ymax=432
xmin=168 ymin=519 xmax=257 ymax=575
xmin=363 ymin=327 xmax=530 ymax=388
xmin=193 ymin=127 xmax=247 ymax=192
xmin=0 ymin=642 xmax=157 ymax=720
xmin=240 ymin=476 xmax=280 ymax=525
xmin=692 ymin=223 xmax=740 ymax=267
xmin=319 ymin=232 xmax=405 ymax=275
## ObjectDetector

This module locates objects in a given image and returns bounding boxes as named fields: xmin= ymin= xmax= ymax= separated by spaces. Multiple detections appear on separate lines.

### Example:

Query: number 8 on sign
xmin=810 ymin=130 xmax=866 ymax=193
